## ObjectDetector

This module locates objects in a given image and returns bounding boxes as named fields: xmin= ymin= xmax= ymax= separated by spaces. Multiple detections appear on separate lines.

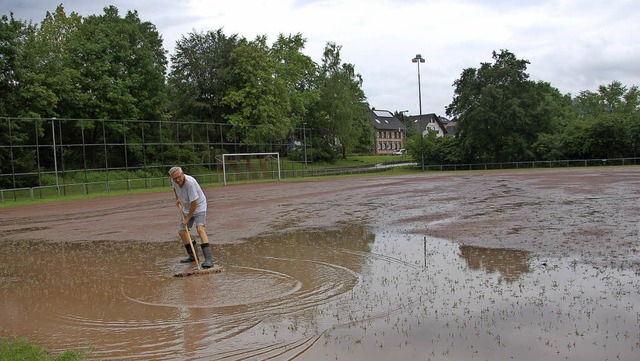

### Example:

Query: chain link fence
xmin=0 ymin=117 xmax=312 ymax=201
xmin=3 ymin=117 xmax=638 ymax=203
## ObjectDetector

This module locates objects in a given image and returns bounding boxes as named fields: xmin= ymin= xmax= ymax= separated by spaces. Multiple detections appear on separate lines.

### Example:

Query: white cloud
xmin=4 ymin=0 xmax=640 ymax=116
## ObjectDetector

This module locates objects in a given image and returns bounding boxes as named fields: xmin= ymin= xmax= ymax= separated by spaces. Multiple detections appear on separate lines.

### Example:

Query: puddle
xmin=1 ymin=226 xmax=639 ymax=360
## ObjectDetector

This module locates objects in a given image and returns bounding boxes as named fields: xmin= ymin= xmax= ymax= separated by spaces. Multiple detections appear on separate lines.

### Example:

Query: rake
xmin=173 ymin=205 xmax=222 ymax=277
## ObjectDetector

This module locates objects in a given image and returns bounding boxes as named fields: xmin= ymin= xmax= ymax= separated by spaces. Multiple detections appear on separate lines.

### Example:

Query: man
xmin=169 ymin=166 xmax=214 ymax=268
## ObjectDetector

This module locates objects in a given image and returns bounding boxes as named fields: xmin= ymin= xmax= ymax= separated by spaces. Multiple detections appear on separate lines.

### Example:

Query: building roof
xmin=370 ymin=109 xmax=406 ymax=131
xmin=407 ymin=113 xmax=448 ymax=134
xmin=445 ymin=120 xmax=458 ymax=136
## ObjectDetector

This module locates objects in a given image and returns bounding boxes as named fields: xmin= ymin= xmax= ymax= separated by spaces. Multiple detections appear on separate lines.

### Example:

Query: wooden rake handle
xmin=178 ymin=204 xmax=201 ymax=270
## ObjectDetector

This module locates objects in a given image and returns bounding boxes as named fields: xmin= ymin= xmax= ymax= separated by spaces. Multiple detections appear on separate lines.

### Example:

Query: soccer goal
xmin=221 ymin=152 xmax=281 ymax=185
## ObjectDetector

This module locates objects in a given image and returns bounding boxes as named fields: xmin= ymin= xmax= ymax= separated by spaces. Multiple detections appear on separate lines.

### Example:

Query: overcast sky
xmin=4 ymin=0 xmax=640 ymax=117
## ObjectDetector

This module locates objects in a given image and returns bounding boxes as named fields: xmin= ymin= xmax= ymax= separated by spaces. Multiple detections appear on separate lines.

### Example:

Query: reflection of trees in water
xmin=459 ymin=245 xmax=531 ymax=282
xmin=241 ymin=224 xmax=376 ymax=272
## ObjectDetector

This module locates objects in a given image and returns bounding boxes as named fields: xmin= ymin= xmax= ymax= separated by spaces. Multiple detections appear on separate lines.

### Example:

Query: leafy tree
xmin=533 ymin=132 xmax=566 ymax=160
xmin=405 ymin=130 xmax=462 ymax=165
xmin=574 ymin=81 xmax=640 ymax=116
xmin=583 ymin=114 xmax=627 ymax=158
xmin=13 ymin=6 xmax=85 ymax=181
xmin=167 ymin=28 xmax=243 ymax=163
xmin=0 ymin=13 xmax=30 ymax=117
xmin=627 ymin=112 xmax=640 ymax=158
xmin=65 ymin=6 xmax=167 ymax=120
xmin=222 ymin=35 xmax=291 ymax=149
xmin=446 ymin=50 xmax=568 ymax=163
xmin=432 ymin=135 xmax=463 ymax=164
xmin=310 ymin=42 xmax=371 ymax=160
xmin=534 ymin=81 xmax=640 ymax=161
xmin=0 ymin=14 xmax=35 ymax=187
xmin=270 ymin=33 xmax=319 ymax=128
xmin=394 ymin=110 xmax=417 ymax=138
xmin=61 ymin=6 xmax=168 ymax=168
xmin=19 ymin=5 xmax=82 ymax=119
xmin=418 ymin=131 xmax=439 ymax=165
xmin=168 ymin=28 xmax=241 ymax=122
xmin=560 ymin=81 xmax=639 ymax=159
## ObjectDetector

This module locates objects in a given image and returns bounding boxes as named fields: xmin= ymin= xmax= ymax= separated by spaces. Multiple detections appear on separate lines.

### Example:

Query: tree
xmin=310 ymin=42 xmax=371 ymax=160
xmin=19 ymin=5 xmax=82 ymax=119
xmin=560 ymin=81 xmax=639 ymax=159
xmin=627 ymin=112 xmax=640 ymax=158
xmin=0 ymin=13 xmax=30 ymax=117
xmin=270 ymin=33 xmax=319 ymax=128
xmin=65 ymin=6 xmax=167 ymax=120
xmin=446 ymin=50 xmax=568 ymax=163
xmin=168 ymin=28 xmax=240 ymax=122
xmin=0 ymin=13 xmax=36 ymax=187
xmin=62 ymin=6 xmax=168 ymax=168
xmin=222 ymin=35 xmax=291 ymax=149
xmin=394 ymin=110 xmax=417 ymax=138
xmin=574 ymin=81 xmax=640 ymax=116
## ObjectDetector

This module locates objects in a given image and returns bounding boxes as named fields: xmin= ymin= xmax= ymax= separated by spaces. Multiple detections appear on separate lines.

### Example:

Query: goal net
xmin=221 ymin=152 xmax=281 ymax=185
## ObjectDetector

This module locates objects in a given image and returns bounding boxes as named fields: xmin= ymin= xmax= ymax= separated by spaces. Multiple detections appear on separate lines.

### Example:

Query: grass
xmin=0 ymin=154 xmax=414 ymax=207
xmin=0 ymin=185 xmax=169 ymax=208
xmin=0 ymin=337 xmax=84 ymax=361
xmin=315 ymin=154 xmax=411 ymax=168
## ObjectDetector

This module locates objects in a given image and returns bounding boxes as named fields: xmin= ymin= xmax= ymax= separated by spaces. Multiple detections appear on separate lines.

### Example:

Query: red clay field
xmin=1 ymin=167 xmax=639 ymax=360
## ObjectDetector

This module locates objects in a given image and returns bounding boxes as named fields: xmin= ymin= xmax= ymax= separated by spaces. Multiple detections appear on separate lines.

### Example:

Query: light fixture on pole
xmin=412 ymin=54 xmax=425 ymax=170
xmin=399 ymin=110 xmax=409 ymax=150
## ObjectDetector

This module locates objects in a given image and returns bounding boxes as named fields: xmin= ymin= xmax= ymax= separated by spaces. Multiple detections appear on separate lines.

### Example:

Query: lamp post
xmin=412 ymin=54 xmax=425 ymax=170
xmin=399 ymin=110 xmax=409 ymax=152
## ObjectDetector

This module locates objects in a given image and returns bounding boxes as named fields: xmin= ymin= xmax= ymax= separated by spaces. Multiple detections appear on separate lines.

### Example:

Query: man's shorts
xmin=178 ymin=211 xmax=206 ymax=231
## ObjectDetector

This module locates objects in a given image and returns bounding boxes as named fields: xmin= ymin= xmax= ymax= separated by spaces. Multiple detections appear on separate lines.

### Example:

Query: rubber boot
xmin=180 ymin=241 xmax=199 ymax=263
xmin=201 ymin=243 xmax=214 ymax=268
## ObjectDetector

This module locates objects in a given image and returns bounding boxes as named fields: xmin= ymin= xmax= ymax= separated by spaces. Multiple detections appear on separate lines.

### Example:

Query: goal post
xmin=221 ymin=152 xmax=281 ymax=185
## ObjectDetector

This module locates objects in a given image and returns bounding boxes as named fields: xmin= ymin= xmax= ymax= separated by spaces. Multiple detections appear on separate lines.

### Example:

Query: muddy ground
xmin=1 ymin=166 xmax=639 ymax=360
xmin=2 ymin=167 xmax=639 ymax=270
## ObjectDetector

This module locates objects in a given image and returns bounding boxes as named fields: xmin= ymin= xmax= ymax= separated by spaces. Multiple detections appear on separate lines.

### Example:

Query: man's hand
xmin=175 ymin=198 xmax=181 ymax=208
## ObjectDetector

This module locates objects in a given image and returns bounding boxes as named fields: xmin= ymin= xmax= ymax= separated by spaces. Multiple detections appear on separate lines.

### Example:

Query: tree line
xmin=2 ymin=5 xmax=639 ymax=182
xmin=1 ymin=4 xmax=372 ymax=184
xmin=408 ymin=50 xmax=640 ymax=165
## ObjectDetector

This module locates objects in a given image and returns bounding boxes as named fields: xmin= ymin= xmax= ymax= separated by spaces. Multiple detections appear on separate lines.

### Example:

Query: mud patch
xmin=1 ymin=227 xmax=639 ymax=360
xmin=1 ymin=167 xmax=640 ymax=360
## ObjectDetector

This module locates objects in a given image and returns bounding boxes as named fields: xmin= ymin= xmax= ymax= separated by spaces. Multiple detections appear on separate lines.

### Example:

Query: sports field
xmin=1 ymin=167 xmax=639 ymax=360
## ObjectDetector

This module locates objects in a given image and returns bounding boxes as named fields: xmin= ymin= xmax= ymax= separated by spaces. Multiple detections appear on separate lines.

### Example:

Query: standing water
xmin=1 ymin=225 xmax=639 ymax=360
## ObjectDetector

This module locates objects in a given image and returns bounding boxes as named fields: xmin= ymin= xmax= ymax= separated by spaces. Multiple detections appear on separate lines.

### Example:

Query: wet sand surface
xmin=1 ymin=167 xmax=639 ymax=360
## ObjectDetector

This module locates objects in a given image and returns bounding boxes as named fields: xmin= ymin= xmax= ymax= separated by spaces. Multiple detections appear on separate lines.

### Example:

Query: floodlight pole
xmin=412 ymin=54 xmax=425 ymax=170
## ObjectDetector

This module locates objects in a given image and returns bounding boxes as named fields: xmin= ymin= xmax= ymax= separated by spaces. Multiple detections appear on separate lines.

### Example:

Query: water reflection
xmin=0 ymin=225 xmax=376 ymax=360
xmin=1 ymin=230 xmax=639 ymax=361
xmin=458 ymin=245 xmax=531 ymax=282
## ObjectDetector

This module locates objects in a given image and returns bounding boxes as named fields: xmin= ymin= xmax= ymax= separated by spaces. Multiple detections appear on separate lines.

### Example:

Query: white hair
xmin=168 ymin=166 xmax=182 ymax=176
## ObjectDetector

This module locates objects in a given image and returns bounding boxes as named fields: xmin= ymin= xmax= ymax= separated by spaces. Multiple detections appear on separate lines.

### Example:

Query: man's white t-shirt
xmin=173 ymin=175 xmax=207 ymax=214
